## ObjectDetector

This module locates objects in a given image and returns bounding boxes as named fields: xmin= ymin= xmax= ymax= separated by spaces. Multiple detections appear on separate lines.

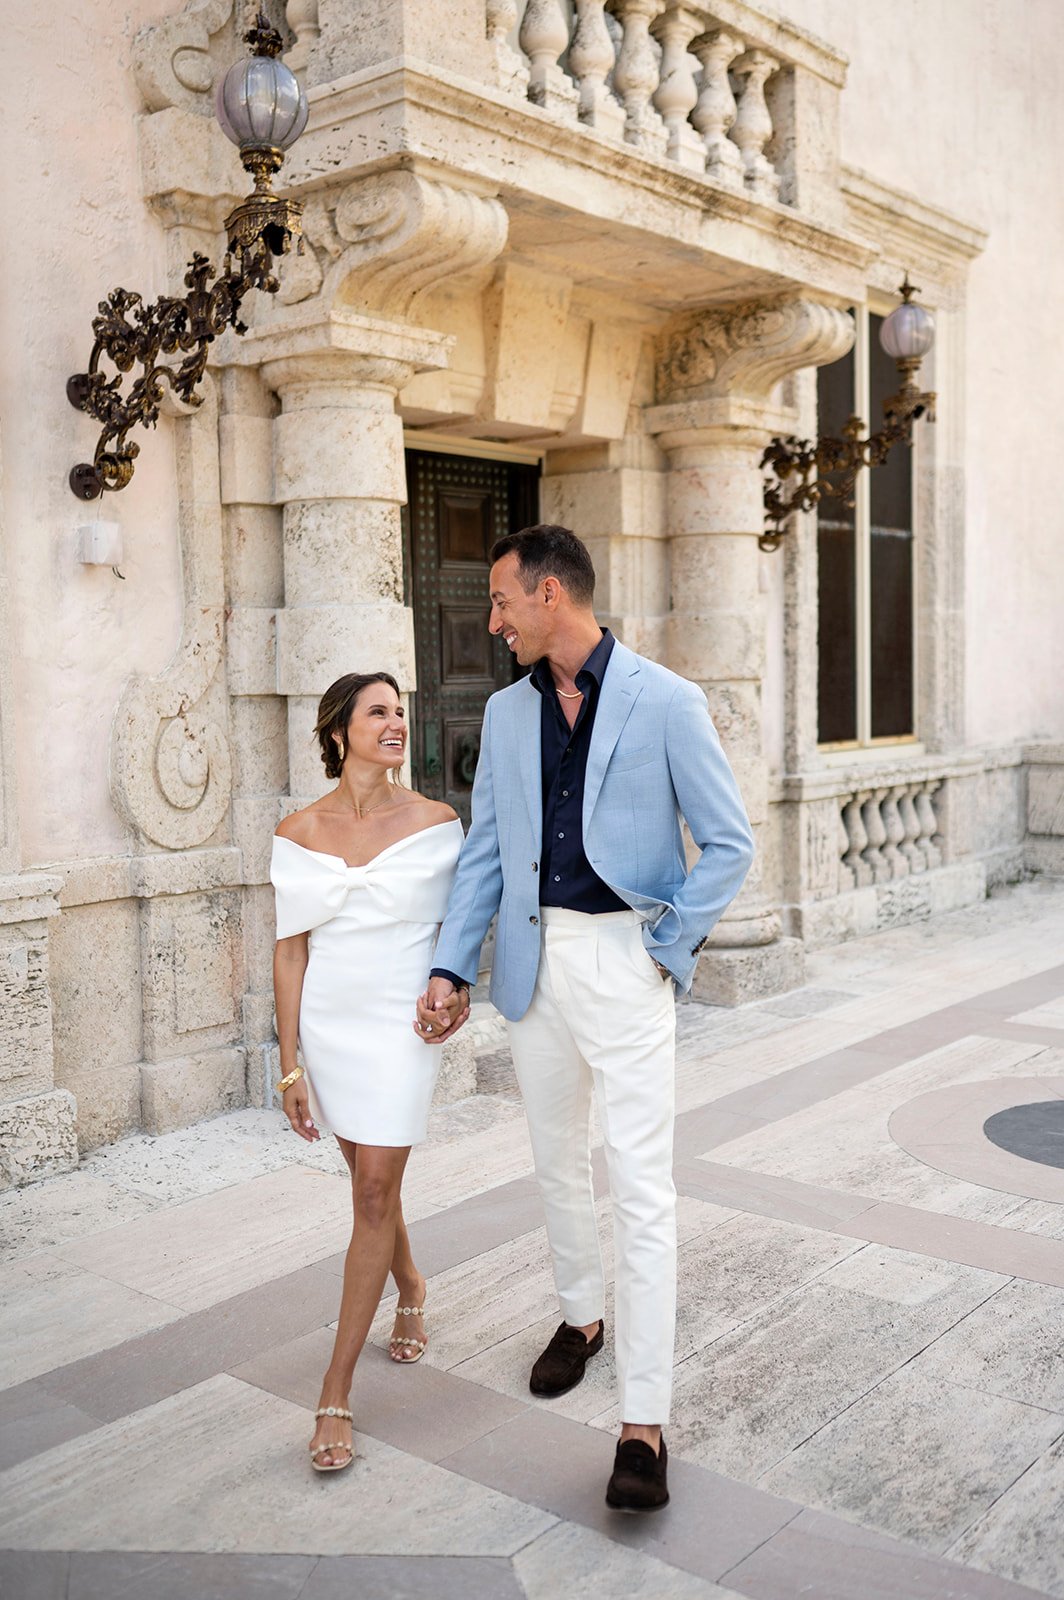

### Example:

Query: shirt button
xmin=562 ymin=790 xmax=569 ymax=797
xmin=565 ymin=747 xmax=572 ymax=756
xmin=558 ymin=832 xmax=564 ymax=839
xmin=554 ymin=875 xmax=561 ymax=882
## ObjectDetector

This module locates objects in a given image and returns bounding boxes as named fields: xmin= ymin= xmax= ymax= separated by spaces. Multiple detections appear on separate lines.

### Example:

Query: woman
xmin=271 ymin=671 xmax=466 ymax=1472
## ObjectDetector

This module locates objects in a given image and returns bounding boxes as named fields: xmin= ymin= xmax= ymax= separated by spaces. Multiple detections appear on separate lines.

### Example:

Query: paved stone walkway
xmin=4 ymin=878 xmax=1064 ymax=1599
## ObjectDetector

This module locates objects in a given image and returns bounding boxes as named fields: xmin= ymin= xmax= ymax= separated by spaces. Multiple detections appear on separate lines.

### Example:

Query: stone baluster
xmin=570 ymin=0 xmax=625 ymax=135
xmin=691 ymin=29 xmax=744 ymax=187
xmin=519 ymin=0 xmax=579 ymax=114
xmin=881 ymin=785 xmax=907 ymax=878
xmin=651 ymin=3 xmax=704 ymax=169
xmin=841 ymin=792 xmax=872 ymax=887
xmin=860 ymin=789 xmax=891 ymax=883
xmin=837 ymin=802 xmax=856 ymax=892
xmin=915 ymin=782 xmax=943 ymax=869
xmin=284 ymin=0 xmax=320 ymax=76
xmin=486 ymin=0 xmax=531 ymax=93
xmin=731 ymin=48 xmax=780 ymax=201
xmin=611 ymin=0 xmax=669 ymax=156
xmin=898 ymin=784 xmax=924 ymax=872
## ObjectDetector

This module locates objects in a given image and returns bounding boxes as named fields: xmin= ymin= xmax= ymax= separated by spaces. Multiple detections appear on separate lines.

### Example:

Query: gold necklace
xmin=556 ymin=687 xmax=583 ymax=699
xmin=337 ymin=790 xmax=394 ymax=820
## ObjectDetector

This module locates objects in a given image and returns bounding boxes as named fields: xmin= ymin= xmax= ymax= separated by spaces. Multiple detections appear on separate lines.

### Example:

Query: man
xmin=417 ymin=525 xmax=753 ymax=1511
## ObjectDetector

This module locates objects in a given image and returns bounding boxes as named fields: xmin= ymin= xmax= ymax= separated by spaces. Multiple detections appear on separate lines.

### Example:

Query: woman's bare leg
xmin=310 ymin=1138 xmax=410 ymax=1466
xmin=387 ymin=1202 xmax=428 ymax=1362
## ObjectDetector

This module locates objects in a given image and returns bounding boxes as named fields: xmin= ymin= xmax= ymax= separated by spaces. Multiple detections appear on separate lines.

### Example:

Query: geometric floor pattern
xmin=3 ymin=877 xmax=1064 ymax=1599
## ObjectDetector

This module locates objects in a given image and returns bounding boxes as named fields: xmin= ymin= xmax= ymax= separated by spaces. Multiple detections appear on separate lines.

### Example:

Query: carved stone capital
xmin=132 ymin=0 xmax=236 ymax=115
xmin=274 ymin=171 xmax=509 ymax=320
xmin=224 ymin=304 xmax=453 ymax=399
xmin=655 ymin=297 xmax=854 ymax=405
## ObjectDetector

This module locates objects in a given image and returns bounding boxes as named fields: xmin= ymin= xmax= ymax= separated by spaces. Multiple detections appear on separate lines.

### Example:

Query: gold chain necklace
xmin=337 ymin=790 xmax=394 ymax=820
xmin=556 ymin=687 xmax=583 ymax=699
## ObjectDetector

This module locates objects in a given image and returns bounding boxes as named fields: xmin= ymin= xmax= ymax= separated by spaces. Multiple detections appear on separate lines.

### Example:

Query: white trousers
xmin=507 ymin=907 xmax=677 ymax=1424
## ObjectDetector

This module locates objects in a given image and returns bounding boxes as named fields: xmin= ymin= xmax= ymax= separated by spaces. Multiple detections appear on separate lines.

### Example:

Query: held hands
xmin=414 ymin=977 xmax=470 ymax=1044
xmin=282 ymin=1078 xmax=320 ymax=1142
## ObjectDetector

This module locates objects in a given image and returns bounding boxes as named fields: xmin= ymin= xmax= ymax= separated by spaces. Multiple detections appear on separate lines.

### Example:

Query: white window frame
xmin=818 ymin=297 xmax=923 ymax=760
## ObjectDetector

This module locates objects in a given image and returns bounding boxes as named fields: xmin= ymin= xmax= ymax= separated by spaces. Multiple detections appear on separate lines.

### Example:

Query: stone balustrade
xmin=493 ymin=0 xmax=798 ymax=203
xmin=838 ymin=778 xmax=944 ymax=892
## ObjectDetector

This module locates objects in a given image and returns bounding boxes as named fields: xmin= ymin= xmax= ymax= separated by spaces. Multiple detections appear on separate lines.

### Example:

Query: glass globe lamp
xmin=879 ymin=278 xmax=935 ymax=362
xmin=215 ymin=13 xmax=308 ymax=161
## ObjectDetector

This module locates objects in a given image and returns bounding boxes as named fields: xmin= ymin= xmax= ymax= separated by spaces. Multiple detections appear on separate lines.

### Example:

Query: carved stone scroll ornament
xmin=132 ymin=0 xmax=236 ymax=114
xmin=110 ymin=382 xmax=233 ymax=851
xmin=656 ymin=297 xmax=855 ymax=404
xmin=282 ymin=171 xmax=509 ymax=319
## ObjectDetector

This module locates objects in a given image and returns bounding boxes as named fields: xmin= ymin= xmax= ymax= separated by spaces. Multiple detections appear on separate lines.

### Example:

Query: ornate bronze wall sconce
xmin=66 ymin=12 xmax=307 ymax=501
xmin=759 ymin=278 xmax=936 ymax=551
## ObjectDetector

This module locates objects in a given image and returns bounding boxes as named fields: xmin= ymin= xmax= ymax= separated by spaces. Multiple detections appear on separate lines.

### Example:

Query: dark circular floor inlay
xmin=984 ymin=1101 xmax=1064 ymax=1169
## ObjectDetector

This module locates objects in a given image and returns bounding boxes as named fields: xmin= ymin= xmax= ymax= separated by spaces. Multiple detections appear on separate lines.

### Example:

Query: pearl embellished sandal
xmin=389 ymin=1303 xmax=427 ymax=1364
xmin=309 ymin=1405 xmax=354 ymax=1472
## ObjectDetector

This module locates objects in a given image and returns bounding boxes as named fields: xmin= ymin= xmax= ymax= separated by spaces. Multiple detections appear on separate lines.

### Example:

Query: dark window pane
xmin=817 ymin=521 xmax=857 ymax=743
xmin=816 ymin=329 xmax=857 ymax=744
xmin=869 ymin=312 xmax=914 ymax=738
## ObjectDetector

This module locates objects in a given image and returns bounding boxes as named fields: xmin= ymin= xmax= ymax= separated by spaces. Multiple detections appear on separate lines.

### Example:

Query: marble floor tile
xmin=725 ymin=1517 xmax=1049 ymax=1600
xmin=1012 ymin=1000 xmax=1064 ymax=1031
xmin=760 ymin=1367 xmax=1064 ymax=1550
xmin=947 ymin=1434 xmax=1064 ymax=1597
xmin=67 ymin=1551 xmax=316 ymax=1600
xmin=855 ymin=1203 xmax=1064 ymax=1285
xmin=440 ymin=1406 xmax=801 ymax=1585
xmin=661 ymin=1245 xmax=1004 ymax=1482
xmin=514 ymin=1519 xmax=743 ymax=1599
xmin=300 ymin=1554 xmax=523 ymax=1600
xmin=401 ymin=1114 xmax=536 ymax=1211
xmin=908 ymin=1273 xmax=1062 ymax=1414
xmin=0 ymin=1171 xmax=159 ymax=1265
xmin=39 ymin=1262 xmax=342 ymax=1425
xmin=0 ymin=1550 xmax=69 ymax=1600
xmin=0 ymin=1378 xmax=99 ymax=1471
xmin=232 ymin=1325 xmax=530 ymax=1463
xmin=53 ymin=1168 xmax=355 ymax=1312
xmin=0 ymin=1374 xmax=555 ymax=1557
xmin=0 ymin=1254 xmax=183 ymax=1388
xmin=674 ymin=1160 xmax=877 ymax=1232
xmin=705 ymin=1035 xmax=1050 ymax=1225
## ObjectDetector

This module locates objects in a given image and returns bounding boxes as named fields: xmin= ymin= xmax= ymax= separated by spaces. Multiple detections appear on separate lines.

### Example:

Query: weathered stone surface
xmin=432 ymin=1031 xmax=477 ymax=1107
xmin=691 ymin=938 xmax=804 ymax=1007
xmin=0 ymin=1090 xmax=78 ymax=1189
xmin=62 ymin=1061 xmax=142 ymax=1157
xmin=49 ymin=900 xmax=141 ymax=1082
xmin=0 ymin=919 xmax=59 ymax=1099
xmin=140 ymin=1048 xmax=247 ymax=1136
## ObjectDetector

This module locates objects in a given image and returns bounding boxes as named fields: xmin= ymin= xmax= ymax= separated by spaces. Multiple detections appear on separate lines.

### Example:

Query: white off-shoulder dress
xmin=270 ymin=819 xmax=464 ymax=1146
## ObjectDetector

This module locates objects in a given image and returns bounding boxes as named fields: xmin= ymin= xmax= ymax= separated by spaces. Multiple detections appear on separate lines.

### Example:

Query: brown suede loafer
xmin=529 ymin=1319 xmax=604 ymax=1397
xmin=605 ymin=1434 xmax=669 ymax=1513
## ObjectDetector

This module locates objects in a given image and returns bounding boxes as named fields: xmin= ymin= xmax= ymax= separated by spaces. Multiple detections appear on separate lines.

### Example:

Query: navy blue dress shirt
xmin=430 ymin=629 xmax=626 ymax=989
xmin=532 ymin=629 xmax=627 ymax=914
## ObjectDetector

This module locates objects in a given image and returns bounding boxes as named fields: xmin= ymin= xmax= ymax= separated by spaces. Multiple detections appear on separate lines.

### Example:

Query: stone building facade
xmin=2 ymin=0 xmax=1063 ymax=1183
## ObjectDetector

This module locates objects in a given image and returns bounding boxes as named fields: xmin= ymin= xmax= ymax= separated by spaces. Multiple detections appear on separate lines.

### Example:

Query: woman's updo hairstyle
xmin=314 ymin=672 xmax=401 ymax=781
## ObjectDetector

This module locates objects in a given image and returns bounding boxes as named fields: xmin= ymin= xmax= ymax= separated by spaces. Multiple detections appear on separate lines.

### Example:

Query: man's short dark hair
xmin=490 ymin=524 xmax=596 ymax=607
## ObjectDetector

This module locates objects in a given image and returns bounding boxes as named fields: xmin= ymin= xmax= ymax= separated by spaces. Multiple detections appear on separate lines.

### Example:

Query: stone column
xmin=646 ymin=297 xmax=853 ymax=1004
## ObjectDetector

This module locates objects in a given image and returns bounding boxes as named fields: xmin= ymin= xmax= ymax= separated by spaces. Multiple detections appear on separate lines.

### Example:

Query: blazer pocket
xmin=607 ymin=751 xmax=657 ymax=776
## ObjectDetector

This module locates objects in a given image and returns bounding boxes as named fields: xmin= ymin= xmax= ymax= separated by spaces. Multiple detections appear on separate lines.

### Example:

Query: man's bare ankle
xmin=573 ymin=1319 xmax=602 ymax=1342
xmin=620 ymin=1422 xmax=662 ymax=1454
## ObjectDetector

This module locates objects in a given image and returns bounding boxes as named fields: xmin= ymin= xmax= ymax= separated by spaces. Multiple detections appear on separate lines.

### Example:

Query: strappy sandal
xmin=388 ymin=1303 xmax=427 ymax=1364
xmin=309 ymin=1405 xmax=354 ymax=1472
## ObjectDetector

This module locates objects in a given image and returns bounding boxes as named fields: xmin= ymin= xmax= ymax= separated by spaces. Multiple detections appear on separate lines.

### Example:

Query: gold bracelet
xmin=276 ymin=1066 xmax=304 ymax=1094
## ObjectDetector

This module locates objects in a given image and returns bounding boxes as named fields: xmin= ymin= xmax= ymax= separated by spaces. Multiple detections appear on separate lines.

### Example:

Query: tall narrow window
xmin=816 ymin=307 xmax=916 ymax=747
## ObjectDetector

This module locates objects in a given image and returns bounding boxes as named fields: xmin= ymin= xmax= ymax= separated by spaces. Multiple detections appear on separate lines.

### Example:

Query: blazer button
xmin=531 ymin=862 xmax=538 ymax=873
xmin=529 ymin=914 xmax=539 ymax=925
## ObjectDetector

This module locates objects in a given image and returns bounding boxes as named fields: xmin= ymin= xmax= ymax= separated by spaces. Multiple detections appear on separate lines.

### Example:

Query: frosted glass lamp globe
xmin=215 ymin=50 xmax=308 ymax=153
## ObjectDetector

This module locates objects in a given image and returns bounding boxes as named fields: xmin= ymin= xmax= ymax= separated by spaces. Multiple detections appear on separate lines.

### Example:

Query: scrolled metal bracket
xmin=66 ymin=12 xmax=304 ymax=500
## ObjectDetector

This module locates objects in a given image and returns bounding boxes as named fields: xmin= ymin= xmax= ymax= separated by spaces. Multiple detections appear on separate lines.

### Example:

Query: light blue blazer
xmin=433 ymin=639 xmax=755 ymax=1021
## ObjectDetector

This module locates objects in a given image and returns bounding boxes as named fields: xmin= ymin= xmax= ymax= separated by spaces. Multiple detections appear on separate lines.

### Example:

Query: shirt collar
xmin=530 ymin=628 xmax=615 ymax=696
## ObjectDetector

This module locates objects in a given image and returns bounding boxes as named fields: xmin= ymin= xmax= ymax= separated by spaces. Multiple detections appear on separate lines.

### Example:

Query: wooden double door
xmin=404 ymin=450 xmax=539 ymax=826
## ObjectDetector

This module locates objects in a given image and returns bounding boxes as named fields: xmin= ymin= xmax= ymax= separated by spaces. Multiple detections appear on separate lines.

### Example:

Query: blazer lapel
xmin=583 ymin=644 xmax=643 ymax=827
xmin=511 ymin=680 xmax=543 ymax=852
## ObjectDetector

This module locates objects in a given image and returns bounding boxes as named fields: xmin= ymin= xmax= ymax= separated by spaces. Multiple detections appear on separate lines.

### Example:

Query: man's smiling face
xmin=488 ymin=552 xmax=553 ymax=666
